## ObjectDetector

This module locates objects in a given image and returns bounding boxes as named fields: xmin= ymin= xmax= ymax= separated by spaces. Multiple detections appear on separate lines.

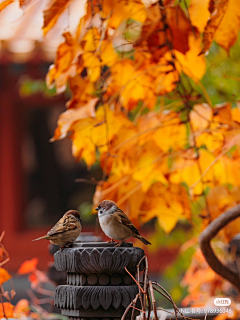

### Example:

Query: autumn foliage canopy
xmin=2 ymin=0 xmax=240 ymax=237
xmin=45 ymin=0 xmax=240 ymax=239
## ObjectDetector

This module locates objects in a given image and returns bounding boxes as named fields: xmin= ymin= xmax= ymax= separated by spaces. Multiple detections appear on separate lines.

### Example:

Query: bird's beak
xmin=95 ymin=207 xmax=99 ymax=211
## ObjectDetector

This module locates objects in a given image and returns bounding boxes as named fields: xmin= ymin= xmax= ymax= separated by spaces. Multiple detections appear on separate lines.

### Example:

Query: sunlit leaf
xmin=200 ymin=0 xmax=229 ymax=54
xmin=204 ymin=186 xmax=240 ymax=241
xmin=190 ymin=103 xmax=212 ymax=130
xmin=214 ymin=0 xmax=240 ymax=52
xmin=51 ymin=98 xmax=98 ymax=141
xmin=0 ymin=302 xmax=14 ymax=318
xmin=43 ymin=0 xmax=73 ymax=35
xmin=0 ymin=267 xmax=11 ymax=285
xmin=17 ymin=258 xmax=39 ymax=275
xmin=176 ymin=34 xmax=206 ymax=81
xmin=189 ymin=0 xmax=210 ymax=32
xmin=46 ymin=32 xmax=83 ymax=93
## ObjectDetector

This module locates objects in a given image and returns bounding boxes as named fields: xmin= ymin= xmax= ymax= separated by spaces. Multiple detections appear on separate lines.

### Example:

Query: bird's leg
xmin=60 ymin=242 xmax=72 ymax=250
xmin=106 ymin=239 xmax=116 ymax=243
xmin=115 ymin=241 xmax=124 ymax=247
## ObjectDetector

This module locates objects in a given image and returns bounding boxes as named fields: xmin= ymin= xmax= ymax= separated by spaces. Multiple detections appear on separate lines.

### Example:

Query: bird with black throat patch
xmin=32 ymin=210 xmax=82 ymax=248
xmin=95 ymin=200 xmax=151 ymax=247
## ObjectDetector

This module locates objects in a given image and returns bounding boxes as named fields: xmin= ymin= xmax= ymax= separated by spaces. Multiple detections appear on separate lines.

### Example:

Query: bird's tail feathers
xmin=32 ymin=235 xmax=49 ymax=242
xmin=135 ymin=235 xmax=151 ymax=245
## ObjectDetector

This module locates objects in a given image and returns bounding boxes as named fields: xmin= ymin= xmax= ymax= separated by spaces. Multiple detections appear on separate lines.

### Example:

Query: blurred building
xmin=0 ymin=0 xmax=97 ymax=271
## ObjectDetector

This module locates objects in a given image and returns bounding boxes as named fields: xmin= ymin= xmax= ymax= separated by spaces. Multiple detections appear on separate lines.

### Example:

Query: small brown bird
xmin=95 ymin=200 xmax=151 ymax=246
xmin=32 ymin=210 xmax=82 ymax=247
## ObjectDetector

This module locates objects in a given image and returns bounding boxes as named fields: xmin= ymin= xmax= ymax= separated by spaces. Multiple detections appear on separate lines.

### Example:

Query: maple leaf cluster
xmin=2 ymin=0 xmax=240 ymax=236
xmin=44 ymin=0 xmax=240 ymax=237
xmin=181 ymin=248 xmax=240 ymax=320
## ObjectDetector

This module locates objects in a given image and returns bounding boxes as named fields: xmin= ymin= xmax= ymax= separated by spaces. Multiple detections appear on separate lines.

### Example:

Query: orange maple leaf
xmin=0 ymin=302 xmax=14 ymax=318
xmin=0 ymin=267 xmax=12 ymax=285
xmin=17 ymin=258 xmax=39 ymax=275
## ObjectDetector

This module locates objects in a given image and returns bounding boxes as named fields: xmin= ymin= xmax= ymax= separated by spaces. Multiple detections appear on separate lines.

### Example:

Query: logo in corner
xmin=214 ymin=298 xmax=231 ymax=306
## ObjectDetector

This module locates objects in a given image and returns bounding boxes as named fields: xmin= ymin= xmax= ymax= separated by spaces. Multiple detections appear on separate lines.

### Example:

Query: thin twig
xmin=0 ymin=258 xmax=9 ymax=267
xmin=142 ymin=257 xmax=148 ymax=318
xmin=75 ymin=178 xmax=98 ymax=185
xmin=35 ymin=286 xmax=55 ymax=297
xmin=136 ymin=258 xmax=144 ymax=316
xmin=0 ymin=231 xmax=5 ymax=242
xmin=131 ymin=296 xmax=137 ymax=320
xmin=152 ymin=285 xmax=173 ymax=303
xmin=153 ymin=282 xmax=186 ymax=320
xmin=0 ymin=292 xmax=7 ymax=320
xmin=146 ymin=287 xmax=151 ymax=320
xmin=149 ymin=281 xmax=158 ymax=320
xmin=121 ymin=293 xmax=139 ymax=320
xmin=125 ymin=267 xmax=144 ymax=294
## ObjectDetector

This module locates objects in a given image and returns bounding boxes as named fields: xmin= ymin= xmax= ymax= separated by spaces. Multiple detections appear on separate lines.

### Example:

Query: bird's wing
xmin=47 ymin=215 xmax=78 ymax=236
xmin=114 ymin=208 xmax=140 ymax=235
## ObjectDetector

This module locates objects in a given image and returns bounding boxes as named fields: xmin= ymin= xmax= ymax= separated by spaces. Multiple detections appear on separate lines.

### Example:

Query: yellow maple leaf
xmin=82 ymin=28 xmax=100 ymax=51
xmin=67 ymin=76 xmax=95 ymax=108
xmin=110 ymin=60 xmax=149 ymax=110
xmin=153 ymin=61 xmax=179 ymax=95
xmin=215 ymin=0 xmax=240 ymax=52
xmin=216 ymin=156 xmax=240 ymax=186
xmin=51 ymin=98 xmax=99 ymax=141
xmin=132 ymin=140 xmax=168 ymax=191
xmin=175 ymin=34 xmax=206 ymax=81
xmin=82 ymin=52 xmax=101 ymax=82
xmin=46 ymin=32 xmax=82 ymax=93
xmin=231 ymin=105 xmax=240 ymax=123
xmin=105 ymin=0 xmax=147 ymax=29
xmin=101 ymin=41 xmax=119 ymax=67
xmin=190 ymin=103 xmax=212 ymax=130
xmin=201 ymin=0 xmax=229 ymax=54
xmin=189 ymin=0 xmax=210 ymax=32
xmin=170 ymin=149 xmax=216 ymax=195
xmin=72 ymin=118 xmax=99 ymax=167
xmin=43 ymin=0 xmax=73 ymax=36
xmin=195 ymin=131 xmax=224 ymax=152
xmin=71 ymin=106 xmax=136 ymax=167
xmin=141 ymin=182 xmax=190 ymax=233
xmin=153 ymin=120 xmax=187 ymax=152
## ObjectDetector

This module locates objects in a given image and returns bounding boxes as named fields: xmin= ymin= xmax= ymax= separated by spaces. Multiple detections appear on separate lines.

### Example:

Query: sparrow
xmin=32 ymin=210 xmax=82 ymax=248
xmin=95 ymin=200 xmax=151 ymax=247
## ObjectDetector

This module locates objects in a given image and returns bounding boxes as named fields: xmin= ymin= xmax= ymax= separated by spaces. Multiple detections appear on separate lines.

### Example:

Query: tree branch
xmin=199 ymin=204 xmax=240 ymax=291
